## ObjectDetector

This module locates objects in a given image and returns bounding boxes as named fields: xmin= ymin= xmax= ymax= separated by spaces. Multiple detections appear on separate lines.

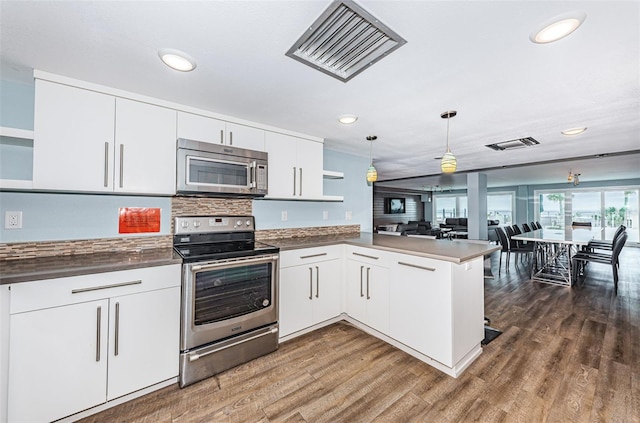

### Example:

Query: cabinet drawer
xmin=346 ymin=245 xmax=391 ymax=267
xmin=10 ymin=264 xmax=181 ymax=314
xmin=391 ymin=254 xmax=452 ymax=278
xmin=280 ymin=245 xmax=343 ymax=268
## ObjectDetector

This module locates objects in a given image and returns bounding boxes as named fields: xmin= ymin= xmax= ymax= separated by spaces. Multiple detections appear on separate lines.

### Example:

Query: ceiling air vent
xmin=485 ymin=137 xmax=540 ymax=151
xmin=286 ymin=0 xmax=407 ymax=82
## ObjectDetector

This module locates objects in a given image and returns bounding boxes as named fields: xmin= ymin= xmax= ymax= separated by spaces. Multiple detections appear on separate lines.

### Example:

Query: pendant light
xmin=440 ymin=110 xmax=457 ymax=173
xmin=567 ymin=169 xmax=574 ymax=182
xmin=366 ymin=135 xmax=378 ymax=182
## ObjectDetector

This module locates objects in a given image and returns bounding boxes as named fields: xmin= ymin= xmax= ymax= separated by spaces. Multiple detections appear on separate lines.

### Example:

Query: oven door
xmin=181 ymin=253 xmax=279 ymax=351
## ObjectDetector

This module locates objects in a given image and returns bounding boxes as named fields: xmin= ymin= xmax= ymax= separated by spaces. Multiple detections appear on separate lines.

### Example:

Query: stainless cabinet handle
xmin=292 ymin=167 xmax=297 ymax=196
xmin=96 ymin=306 xmax=101 ymax=362
xmin=353 ymin=252 xmax=379 ymax=260
xmin=229 ymin=131 xmax=233 ymax=145
xmin=308 ymin=267 xmax=313 ymax=300
xmin=103 ymin=142 xmax=109 ymax=187
xmin=119 ymin=144 xmax=124 ymax=188
xmin=299 ymin=168 xmax=303 ymax=196
xmin=360 ymin=265 xmax=364 ymax=297
xmin=72 ymin=280 xmax=141 ymax=294
xmin=398 ymin=261 xmax=436 ymax=272
xmin=300 ymin=253 xmax=327 ymax=259
xmin=114 ymin=302 xmax=120 ymax=356
xmin=220 ymin=129 xmax=224 ymax=144
xmin=366 ymin=267 xmax=371 ymax=300
xmin=315 ymin=266 xmax=320 ymax=298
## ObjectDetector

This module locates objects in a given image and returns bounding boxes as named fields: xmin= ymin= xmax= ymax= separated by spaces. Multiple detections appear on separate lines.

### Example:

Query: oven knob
xmin=246 ymin=220 xmax=252 ymax=226
xmin=181 ymin=221 xmax=189 ymax=228
xmin=236 ymin=220 xmax=242 ymax=227
xmin=193 ymin=220 xmax=201 ymax=228
xmin=262 ymin=299 xmax=270 ymax=307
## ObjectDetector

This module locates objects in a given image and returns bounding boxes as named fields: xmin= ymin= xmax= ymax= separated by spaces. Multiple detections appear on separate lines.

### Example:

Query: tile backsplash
xmin=0 ymin=196 xmax=361 ymax=260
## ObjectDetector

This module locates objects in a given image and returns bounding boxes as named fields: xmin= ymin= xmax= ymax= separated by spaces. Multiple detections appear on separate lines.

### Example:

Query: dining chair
xmin=512 ymin=224 xmax=522 ymax=235
xmin=534 ymin=221 xmax=542 ymax=229
xmin=571 ymin=231 xmax=628 ymax=294
xmin=586 ymin=225 xmax=626 ymax=252
xmin=572 ymin=221 xmax=592 ymax=227
xmin=495 ymin=227 xmax=531 ymax=273
xmin=522 ymin=223 xmax=531 ymax=232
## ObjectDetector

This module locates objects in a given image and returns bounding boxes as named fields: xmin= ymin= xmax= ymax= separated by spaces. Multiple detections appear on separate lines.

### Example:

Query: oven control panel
xmin=175 ymin=216 xmax=255 ymax=234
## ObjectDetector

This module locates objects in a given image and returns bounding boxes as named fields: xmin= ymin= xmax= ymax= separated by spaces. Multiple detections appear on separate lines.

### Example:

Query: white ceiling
xmin=1 ymin=1 xmax=639 ymax=190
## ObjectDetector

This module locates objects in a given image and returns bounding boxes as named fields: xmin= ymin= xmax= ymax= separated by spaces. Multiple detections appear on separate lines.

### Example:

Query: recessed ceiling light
xmin=530 ymin=12 xmax=586 ymax=44
xmin=338 ymin=115 xmax=358 ymax=124
xmin=158 ymin=48 xmax=197 ymax=72
xmin=561 ymin=127 xmax=587 ymax=136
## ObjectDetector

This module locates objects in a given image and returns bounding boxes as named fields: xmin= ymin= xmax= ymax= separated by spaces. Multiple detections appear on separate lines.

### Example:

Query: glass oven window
xmin=193 ymin=262 xmax=272 ymax=325
xmin=187 ymin=157 xmax=248 ymax=187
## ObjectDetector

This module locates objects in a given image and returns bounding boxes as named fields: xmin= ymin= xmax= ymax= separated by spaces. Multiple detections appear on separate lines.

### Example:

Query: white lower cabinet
xmin=7 ymin=265 xmax=181 ymax=423
xmin=345 ymin=248 xmax=389 ymax=333
xmin=279 ymin=246 xmax=342 ymax=337
xmin=388 ymin=255 xmax=484 ymax=367
xmin=388 ymin=255 xmax=453 ymax=366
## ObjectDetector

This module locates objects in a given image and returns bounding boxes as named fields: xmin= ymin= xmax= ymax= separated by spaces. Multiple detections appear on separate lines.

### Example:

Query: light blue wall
xmin=0 ymin=192 xmax=172 ymax=243
xmin=0 ymin=80 xmax=34 ymax=130
xmin=252 ymin=149 xmax=372 ymax=232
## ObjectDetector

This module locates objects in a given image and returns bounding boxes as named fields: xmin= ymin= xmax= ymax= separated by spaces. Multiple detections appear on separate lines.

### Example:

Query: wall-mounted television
xmin=384 ymin=197 xmax=406 ymax=214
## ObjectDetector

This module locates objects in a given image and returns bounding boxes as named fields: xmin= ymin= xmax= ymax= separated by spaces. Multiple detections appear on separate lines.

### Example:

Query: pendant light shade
xmin=440 ymin=110 xmax=457 ymax=173
xmin=366 ymin=165 xmax=378 ymax=182
xmin=366 ymin=135 xmax=378 ymax=182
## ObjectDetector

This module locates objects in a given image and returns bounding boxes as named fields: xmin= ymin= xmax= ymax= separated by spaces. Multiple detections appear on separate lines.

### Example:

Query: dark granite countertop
xmin=1 ymin=232 xmax=499 ymax=285
xmin=0 ymin=248 xmax=182 ymax=285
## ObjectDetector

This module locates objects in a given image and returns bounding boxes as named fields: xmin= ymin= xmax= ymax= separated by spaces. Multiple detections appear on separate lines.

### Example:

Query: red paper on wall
xmin=118 ymin=207 xmax=161 ymax=234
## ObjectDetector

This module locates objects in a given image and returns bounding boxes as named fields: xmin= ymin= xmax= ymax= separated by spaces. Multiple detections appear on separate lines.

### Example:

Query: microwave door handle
xmin=249 ymin=161 xmax=257 ymax=188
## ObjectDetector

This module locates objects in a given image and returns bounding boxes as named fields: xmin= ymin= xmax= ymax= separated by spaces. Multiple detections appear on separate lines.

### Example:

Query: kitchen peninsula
xmin=277 ymin=233 xmax=500 ymax=378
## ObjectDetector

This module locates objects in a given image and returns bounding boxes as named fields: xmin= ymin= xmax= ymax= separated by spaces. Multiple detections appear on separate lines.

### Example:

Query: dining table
xmin=511 ymin=226 xmax=606 ymax=286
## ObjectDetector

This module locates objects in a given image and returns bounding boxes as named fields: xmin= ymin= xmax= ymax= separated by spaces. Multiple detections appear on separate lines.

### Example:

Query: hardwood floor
xmin=79 ymin=248 xmax=640 ymax=423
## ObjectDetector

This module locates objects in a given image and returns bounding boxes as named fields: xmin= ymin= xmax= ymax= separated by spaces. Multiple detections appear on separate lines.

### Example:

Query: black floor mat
xmin=481 ymin=326 xmax=502 ymax=346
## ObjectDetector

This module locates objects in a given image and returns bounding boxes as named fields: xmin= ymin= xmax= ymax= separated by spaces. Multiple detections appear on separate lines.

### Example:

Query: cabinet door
xmin=346 ymin=260 xmax=368 ymax=324
xmin=33 ymin=80 xmax=115 ymax=191
xmin=107 ymin=286 xmax=180 ymax=400
xmin=279 ymin=266 xmax=315 ymax=337
xmin=114 ymin=98 xmax=177 ymax=194
xmin=364 ymin=264 xmax=389 ymax=333
xmin=264 ymin=131 xmax=297 ymax=199
xmin=177 ymin=111 xmax=225 ymax=145
xmin=389 ymin=259 xmax=452 ymax=365
xmin=226 ymin=122 xmax=265 ymax=151
xmin=311 ymin=259 xmax=342 ymax=324
xmin=8 ymin=300 xmax=108 ymax=423
xmin=296 ymin=139 xmax=323 ymax=198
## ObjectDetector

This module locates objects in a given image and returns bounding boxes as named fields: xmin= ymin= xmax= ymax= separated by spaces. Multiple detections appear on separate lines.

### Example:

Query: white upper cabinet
xmin=114 ymin=98 xmax=176 ymax=194
xmin=33 ymin=79 xmax=176 ymax=195
xmin=33 ymin=79 xmax=116 ymax=192
xmin=177 ymin=112 xmax=265 ymax=151
xmin=264 ymin=131 xmax=323 ymax=200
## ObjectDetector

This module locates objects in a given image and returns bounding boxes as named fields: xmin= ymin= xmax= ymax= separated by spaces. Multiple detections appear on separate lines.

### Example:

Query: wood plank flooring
xmin=79 ymin=247 xmax=640 ymax=423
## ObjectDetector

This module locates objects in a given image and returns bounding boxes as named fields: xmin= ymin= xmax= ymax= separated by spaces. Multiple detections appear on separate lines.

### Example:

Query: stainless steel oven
xmin=174 ymin=216 xmax=279 ymax=387
xmin=176 ymin=138 xmax=268 ymax=197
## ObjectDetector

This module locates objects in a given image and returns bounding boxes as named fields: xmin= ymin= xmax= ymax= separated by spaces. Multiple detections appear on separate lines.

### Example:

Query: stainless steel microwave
xmin=176 ymin=138 xmax=268 ymax=196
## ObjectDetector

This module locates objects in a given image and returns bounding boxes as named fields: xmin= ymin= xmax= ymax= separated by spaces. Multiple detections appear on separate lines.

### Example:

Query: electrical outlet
xmin=323 ymin=211 xmax=329 ymax=220
xmin=281 ymin=211 xmax=288 ymax=221
xmin=345 ymin=211 xmax=352 ymax=221
xmin=5 ymin=211 xmax=23 ymax=229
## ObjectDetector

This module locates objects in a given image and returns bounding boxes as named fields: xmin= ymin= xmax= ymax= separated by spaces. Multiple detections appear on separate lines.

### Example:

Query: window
xmin=535 ymin=187 xmax=639 ymax=243
xmin=433 ymin=195 xmax=467 ymax=224
xmin=487 ymin=192 xmax=514 ymax=225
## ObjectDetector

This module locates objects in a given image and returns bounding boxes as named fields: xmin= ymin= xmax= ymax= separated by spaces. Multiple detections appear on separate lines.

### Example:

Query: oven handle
xmin=190 ymin=254 xmax=279 ymax=271
xmin=188 ymin=326 xmax=279 ymax=362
